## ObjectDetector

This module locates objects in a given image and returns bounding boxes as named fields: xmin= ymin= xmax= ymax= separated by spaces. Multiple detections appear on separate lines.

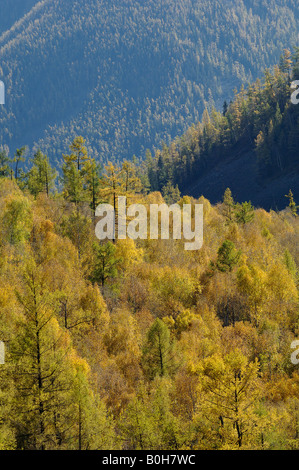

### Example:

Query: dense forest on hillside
xmin=1 ymin=0 xmax=299 ymax=162
xmin=1 ymin=51 xmax=299 ymax=209
xmin=0 ymin=1 xmax=299 ymax=452
xmin=0 ymin=0 xmax=38 ymax=35
xmin=0 ymin=133 xmax=298 ymax=450
xmin=144 ymin=49 xmax=299 ymax=201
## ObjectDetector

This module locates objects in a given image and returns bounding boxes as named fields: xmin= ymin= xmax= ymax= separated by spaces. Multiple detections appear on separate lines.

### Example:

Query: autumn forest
xmin=0 ymin=1 xmax=299 ymax=453
xmin=0 ymin=129 xmax=298 ymax=449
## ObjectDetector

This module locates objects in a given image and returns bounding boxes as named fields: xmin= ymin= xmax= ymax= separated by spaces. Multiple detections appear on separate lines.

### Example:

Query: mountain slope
xmin=0 ymin=0 xmax=39 ymax=35
xmin=1 ymin=0 xmax=299 ymax=165
xmin=185 ymin=148 xmax=299 ymax=210
xmin=144 ymin=53 xmax=299 ymax=210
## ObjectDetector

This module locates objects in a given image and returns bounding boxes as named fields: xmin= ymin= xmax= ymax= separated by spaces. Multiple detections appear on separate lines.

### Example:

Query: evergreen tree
xmin=10 ymin=259 xmax=76 ymax=449
xmin=285 ymin=189 xmax=298 ymax=217
xmin=142 ymin=319 xmax=178 ymax=380
xmin=13 ymin=147 xmax=26 ymax=181
xmin=162 ymin=181 xmax=181 ymax=205
xmin=215 ymin=240 xmax=241 ymax=273
xmin=0 ymin=150 xmax=12 ymax=178
xmin=235 ymin=201 xmax=255 ymax=224
xmin=62 ymin=136 xmax=91 ymax=204
xmin=90 ymin=241 xmax=121 ymax=288
xmin=222 ymin=188 xmax=235 ymax=224
xmin=26 ymin=150 xmax=57 ymax=197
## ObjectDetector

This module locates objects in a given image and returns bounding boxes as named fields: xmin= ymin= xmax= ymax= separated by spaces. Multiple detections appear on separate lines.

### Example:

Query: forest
xmin=1 ymin=1 xmax=299 ymax=452
xmin=1 ymin=0 xmax=299 ymax=163
xmin=144 ymin=49 xmax=299 ymax=207
xmin=0 ymin=132 xmax=298 ymax=450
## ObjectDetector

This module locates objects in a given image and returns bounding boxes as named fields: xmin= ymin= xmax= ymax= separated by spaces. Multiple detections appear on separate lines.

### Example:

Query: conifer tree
xmin=13 ymin=146 xmax=26 ymax=181
xmin=26 ymin=150 xmax=57 ymax=197
xmin=90 ymin=241 xmax=121 ymax=288
xmin=200 ymin=351 xmax=261 ymax=449
xmin=285 ymin=189 xmax=298 ymax=217
xmin=62 ymin=136 xmax=91 ymax=205
xmin=222 ymin=188 xmax=235 ymax=224
xmin=0 ymin=149 xmax=12 ymax=178
xmin=142 ymin=319 xmax=178 ymax=380
xmin=215 ymin=240 xmax=241 ymax=273
xmin=10 ymin=259 xmax=76 ymax=449
xmin=235 ymin=201 xmax=255 ymax=224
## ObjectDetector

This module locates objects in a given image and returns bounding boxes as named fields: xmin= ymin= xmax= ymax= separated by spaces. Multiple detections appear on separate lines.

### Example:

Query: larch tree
xmin=26 ymin=150 xmax=57 ymax=197
xmin=199 ymin=350 xmax=261 ymax=449
xmin=10 ymin=259 xmax=78 ymax=449
xmin=142 ymin=319 xmax=178 ymax=380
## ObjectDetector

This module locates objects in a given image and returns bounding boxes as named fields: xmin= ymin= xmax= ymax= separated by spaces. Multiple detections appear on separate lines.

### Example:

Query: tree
xmin=1 ymin=193 xmax=32 ymax=245
xmin=121 ymin=160 xmax=142 ymax=198
xmin=63 ymin=136 xmax=89 ymax=172
xmin=236 ymin=263 xmax=268 ymax=326
xmin=223 ymin=100 xmax=228 ymax=116
xmin=235 ymin=201 xmax=255 ymax=224
xmin=0 ymin=149 xmax=12 ymax=178
xmin=199 ymin=350 xmax=261 ymax=449
xmin=285 ymin=189 xmax=298 ymax=217
xmin=284 ymin=249 xmax=297 ymax=279
xmin=10 ymin=259 xmax=77 ymax=449
xmin=162 ymin=181 xmax=181 ymax=205
xmin=62 ymin=156 xmax=84 ymax=205
xmin=83 ymin=158 xmax=102 ymax=215
xmin=62 ymin=136 xmax=91 ymax=204
xmin=100 ymin=162 xmax=124 ymax=209
xmin=90 ymin=241 xmax=121 ymax=288
xmin=26 ymin=150 xmax=57 ymax=197
xmin=292 ymin=46 xmax=299 ymax=80
xmin=120 ymin=378 xmax=185 ymax=450
xmin=13 ymin=146 xmax=26 ymax=181
xmin=222 ymin=188 xmax=235 ymax=224
xmin=69 ymin=358 xmax=116 ymax=450
xmin=142 ymin=319 xmax=178 ymax=380
xmin=99 ymin=162 xmax=124 ymax=241
xmin=60 ymin=209 xmax=94 ymax=261
xmin=215 ymin=240 xmax=241 ymax=273
xmin=279 ymin=49 xmax=292 ymax=81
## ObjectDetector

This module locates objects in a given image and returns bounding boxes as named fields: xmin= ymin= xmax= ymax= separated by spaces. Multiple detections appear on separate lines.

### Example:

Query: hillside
xmin=0 ymin=174 xmax=298 ymax=450
xmin=144 ymin=51 xmax=299 ymax=210
xmin=1 ymin=0 xmax=299 ymax=165
xmin=0 ymin=0 xmax=39 ymax=35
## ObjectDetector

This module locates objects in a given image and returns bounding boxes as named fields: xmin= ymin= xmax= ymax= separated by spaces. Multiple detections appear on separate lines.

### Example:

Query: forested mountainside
xmin=0 ymin=0 xmax=39 ymax=35
xmin=144 ymin=50 xmax=299 ymax=210
xmin=0 ymin=160 xmax=298 ymax=449
xmin=1 ymin=0 xmax=299 ymax=164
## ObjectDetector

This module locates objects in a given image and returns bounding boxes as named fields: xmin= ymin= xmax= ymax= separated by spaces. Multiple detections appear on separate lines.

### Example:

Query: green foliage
xmin=285 ymin=189 xmax=298 ymax=217
xmin=235 ymin=201 xmax=255 ymax=225
xmin=142 ymin=319 xmax=178 ymax=380
xmin=0 ymin=150 xmax=12 ymax=178
xmin=215 ymin=240 xmax=241 ymax=273
xmin=12 ymin=147 xmax=26 ymax=181
xmin=143 ymin=54 xmax=299 ymax=209
xmin=222 ymin=188 xmax=235 ymax=224
xmin=162 ymin=182 xmax=181 ymax=205
xmin=1 ymin=194 xmax=32 ymax=245
xmin=25 ymin=150 xmax=57 ymax=197
xmin=90 ymin=241 xmax=121 ymax=287
xmin=284 ymin=249 xmax=297 ymax=279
